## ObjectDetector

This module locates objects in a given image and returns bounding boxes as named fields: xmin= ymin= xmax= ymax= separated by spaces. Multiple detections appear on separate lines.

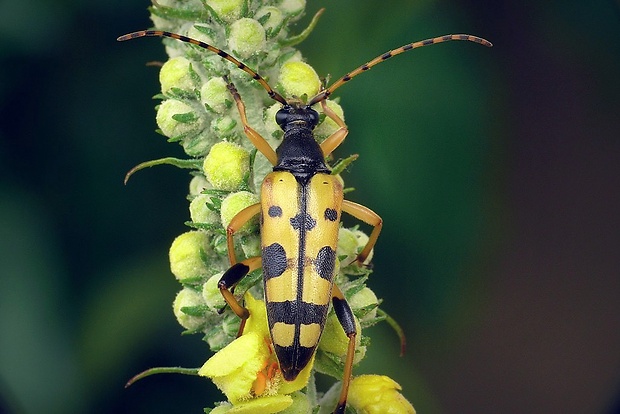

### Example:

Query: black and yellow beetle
xmin=118 ymin=29 xmax=492 ymax=413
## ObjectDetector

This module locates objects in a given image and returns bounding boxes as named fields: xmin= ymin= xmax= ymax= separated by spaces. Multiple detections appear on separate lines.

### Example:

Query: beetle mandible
xmin=118 ymin=29 xmax=492 ymax=413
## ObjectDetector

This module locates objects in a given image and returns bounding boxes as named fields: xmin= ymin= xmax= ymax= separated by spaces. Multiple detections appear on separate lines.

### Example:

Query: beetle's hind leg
xmin=331 ymin=283 xmax=357 ymax=414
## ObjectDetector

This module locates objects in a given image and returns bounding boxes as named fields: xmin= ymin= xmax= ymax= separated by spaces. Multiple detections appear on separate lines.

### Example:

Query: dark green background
xmin=1 ymin=1 xmax=619 ymax=413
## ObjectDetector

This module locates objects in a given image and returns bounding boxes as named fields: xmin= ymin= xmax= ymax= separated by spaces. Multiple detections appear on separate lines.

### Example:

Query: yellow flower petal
xmin=348 ymin=375 xmax=416 ymax=414
xmin=228 ymin=395 xmax=293 ymax=413
xmin=199 ymin=331 xmax=268 ymax=403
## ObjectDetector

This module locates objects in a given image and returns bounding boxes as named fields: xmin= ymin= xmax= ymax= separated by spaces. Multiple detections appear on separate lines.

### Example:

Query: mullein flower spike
xmin=122 ymin=1 xmax=413 ymax=412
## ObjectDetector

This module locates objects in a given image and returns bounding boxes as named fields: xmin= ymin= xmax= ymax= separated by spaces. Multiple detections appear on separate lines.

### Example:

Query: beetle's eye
xmin=275 ymin=109 xmax=289 ymax=127
xmin=307 ymin=108 xmax=319 ymax=127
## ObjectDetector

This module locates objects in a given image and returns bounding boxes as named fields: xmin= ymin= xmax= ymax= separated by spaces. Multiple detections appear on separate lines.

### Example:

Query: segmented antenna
xmin=117 ymin=30 xmax=288 ymax=105
xmin=307 ymin=34 xmax=492 ymax=105
xmin=118 ymin=30 xmax=492 ymax=108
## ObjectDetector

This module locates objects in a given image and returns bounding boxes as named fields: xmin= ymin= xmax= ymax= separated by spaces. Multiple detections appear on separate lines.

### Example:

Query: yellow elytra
xmin=261 ymin=171 xmax=344 ymax=379
xmin=118 ymin=28 xmax=492 ymax=414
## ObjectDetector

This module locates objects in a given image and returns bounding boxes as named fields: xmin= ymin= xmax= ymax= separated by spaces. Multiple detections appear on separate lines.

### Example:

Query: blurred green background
xmin=1 ymin=0 xmax=619 ymax=413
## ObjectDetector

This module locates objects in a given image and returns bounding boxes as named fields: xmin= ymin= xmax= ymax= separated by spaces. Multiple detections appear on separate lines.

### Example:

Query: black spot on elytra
xmin=315 ymin=246 xmax=336 ymax=280
xmin=324 ymin=208 xmax=338 ymax=222
xmin=268 ymin=205 xmax=283 ymax=217
xmin=290 ymin=212 xmax=316 ymax=231
xmin=262 ymin=243 xmax=287 ymax=279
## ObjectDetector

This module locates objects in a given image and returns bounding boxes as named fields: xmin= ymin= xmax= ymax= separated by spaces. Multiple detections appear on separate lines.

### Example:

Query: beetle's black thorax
xmin=273 ymin=104 xmax=330 ymax=183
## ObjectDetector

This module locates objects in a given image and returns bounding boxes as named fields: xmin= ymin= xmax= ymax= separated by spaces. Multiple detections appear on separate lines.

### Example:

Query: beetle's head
xmin=275 ymin=103 xmax=319 ymax=131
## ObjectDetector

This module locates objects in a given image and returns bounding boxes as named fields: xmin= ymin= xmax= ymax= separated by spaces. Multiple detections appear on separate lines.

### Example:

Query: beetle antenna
xmin=117 ymin=30 xmax=288 ymax=105
xmin=308 ymin=34 xmax=492 ymax=106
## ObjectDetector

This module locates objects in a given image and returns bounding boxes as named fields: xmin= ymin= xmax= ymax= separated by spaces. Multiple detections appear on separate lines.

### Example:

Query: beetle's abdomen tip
xmin=281 ymin=367 xmax=301 ymax=382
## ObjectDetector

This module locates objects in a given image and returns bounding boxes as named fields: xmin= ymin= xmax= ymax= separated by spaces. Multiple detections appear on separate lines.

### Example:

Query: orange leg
xmin=225 ymin=79 xmax=278 ymax=166
xmin=319 ymin=100 xmax=349 ymax=157
xmin=218 ymin=256 xmax=262 ymax=336
xmin=331 ymin=283 xmax=357 ymax=414
xmin=225 ymin=203 xmax=261 ymax=265
xmin=341 ymin=200 xmax=383 ymax=265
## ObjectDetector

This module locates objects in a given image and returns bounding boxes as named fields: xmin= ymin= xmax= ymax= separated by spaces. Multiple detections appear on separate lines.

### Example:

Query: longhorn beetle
xmin=118 ymin=28 xmax=492 ymax=413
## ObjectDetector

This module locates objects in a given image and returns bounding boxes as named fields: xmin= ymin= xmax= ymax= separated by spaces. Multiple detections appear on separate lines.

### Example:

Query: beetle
xmin=118 ymin=29 xmax=492 ymax=413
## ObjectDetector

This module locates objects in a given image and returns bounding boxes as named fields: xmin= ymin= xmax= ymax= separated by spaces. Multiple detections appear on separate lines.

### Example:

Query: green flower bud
xmin=189 ymin=194 xmax=221 ymax=224
xmin=352 ymin=229 xmax=373 ymax=264
xmin=279 ymin=0 xmax=306 ymax=20
xmin=169 ymin=230 xmax=210 ymax=281
xmin=337 ymin=227 xmax=359 ymax=264
xmin=349 ymin=287 xmax=379 ymax=323
xmin=173 ymin=287 xmax=206 ymax=331
xmin=220 ymin=191 xmax=260 ymax=234
xmin=206 ymin=0 xmax=244 ymax=22
xmin=337 ymin=227 xmax=374 ymax=269
xmin=211 ymin=115 xmax=236 ymax=135
xmin=264 ymin=103 xmax=281 ymax=136
xmin=314 ymin=100 xmax=345 ymax=141
xmin=187 ymin=25 xmax=216 ymax=44
xmin=348 ymin=375 xmax=416 ymax=414
xmin=279 ymin=61 xmax=320 ymax=99
xmin=156 ymin=99 xmax=200 ymax=138
xmin=202 ymin=273 xmax=226 ymax=311
xmin=202 ymin=141 xmax=250 ymax=191
xmin=281 ymin=391 xmax=311 ymax=414
xmin=318 ymin=312 xmax=361 ymax=360
xmin=188 ymin=174 xmax=211 ymax=196
xmin=255 ymin=6 xmax=285 ymax=37
xmin=240 ymin=233 xmax=261 ymax=258
xmin=159 ymin=56 xmax=196 ymax=94
xmin=228 ymin=18 xmax=266 ymax=59
xmin=200 ymin=77 xmax=229 ymax=113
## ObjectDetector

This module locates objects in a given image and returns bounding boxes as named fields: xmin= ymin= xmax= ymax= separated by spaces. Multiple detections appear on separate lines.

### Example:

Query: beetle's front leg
xmin=224 ymin=77 xmax=278 ymax=166
xmin=319 ymin=99 xmax=349 ymax=157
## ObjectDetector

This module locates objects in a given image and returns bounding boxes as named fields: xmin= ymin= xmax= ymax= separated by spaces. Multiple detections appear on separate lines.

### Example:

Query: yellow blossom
xmin=348 ymin=375 xmax=416 ymax=414
xmin=198 ymin=293 xmax=315 ymax=407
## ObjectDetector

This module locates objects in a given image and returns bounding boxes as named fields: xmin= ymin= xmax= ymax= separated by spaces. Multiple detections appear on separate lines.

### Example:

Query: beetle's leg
xmin=341 ymin=200 xmax=383 ymax=265
xmin=221 ymin=201 xmax=261 ymax=336
xmin=226 ymin=203 xmax=261 ymax=265
xmin=319 ymin=99 xmax=349 ymax=157
xmin=225 ymin=77 xmax=278 ymax=166
xmin=218 ymin=256 xmax=262 ymax=336
xmin=331 ymin=283 xmax=357 ymax=414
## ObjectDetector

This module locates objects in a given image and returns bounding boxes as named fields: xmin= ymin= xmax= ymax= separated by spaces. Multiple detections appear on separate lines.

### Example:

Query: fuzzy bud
xmin=173 ymin=288 xmax=206 ymax=331
xmin=202 ymin=142 xmax=250 ymax=191
xmin=255 ymin=6 xmax=285 ymax=37
xmin=314 ymin=100 xmax=345 ymax=141
xmin=159 ymin=56 xmax=196 ymax=94
xmin=189 ymin=194 xmax=221 ymax=225
xmin=169 ymin=231 xmax=211 ymax=281
xmin=201 ymin=77 xmax=229 ymax=114
xmin=228 ymin=18 xmax=266 ymax=59
xmin=202 ymin=273 xmax=226 ymax=311
xmin=156 ymin=99 xmax=201 ymax=139
xmin=188 ymin=174 xmax=210 ymax=196
xmin=206 ymin=0 xmax=244 ymax=22
xmin=349 ymin=287 xmax=380 ymax=323
xmin=220 ymin=191 xmax=260 ymax=234
xmin=279 ymin=61 xmax=320 ymax=99
xmin=279 ymin=0 xmax=306 ymax=20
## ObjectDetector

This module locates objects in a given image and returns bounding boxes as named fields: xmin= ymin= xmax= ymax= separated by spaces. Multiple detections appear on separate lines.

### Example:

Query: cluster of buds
xmin=126 ymin=0 xmax=414 ymax=412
